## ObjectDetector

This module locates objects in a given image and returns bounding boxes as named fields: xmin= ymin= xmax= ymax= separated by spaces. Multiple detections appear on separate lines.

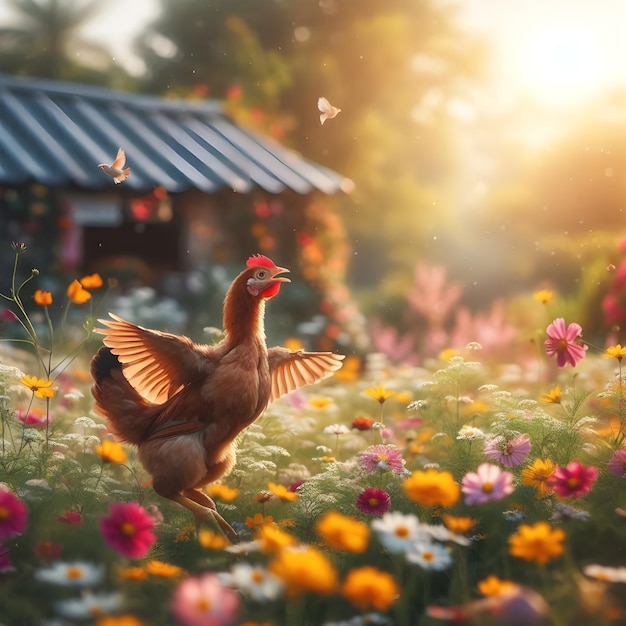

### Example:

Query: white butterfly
xmin=317 ymin=97 xmax=341 ymax=125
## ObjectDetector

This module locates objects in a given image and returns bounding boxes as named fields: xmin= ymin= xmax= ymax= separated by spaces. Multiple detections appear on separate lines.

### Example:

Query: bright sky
xmin=3 ymin=0 xmax=626 ymax=109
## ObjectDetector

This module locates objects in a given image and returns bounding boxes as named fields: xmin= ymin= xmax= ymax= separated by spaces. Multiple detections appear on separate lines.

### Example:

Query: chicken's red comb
xmin=246 ymin=254 xmax=278 ymax=269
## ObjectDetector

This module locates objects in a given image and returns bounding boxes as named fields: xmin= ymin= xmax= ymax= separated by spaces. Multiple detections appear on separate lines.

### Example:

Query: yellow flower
xmin=395 ymin=391 xmax=413 ymax=405
xmin=269 ymin=546 xmax=338 ymax=597
xmin=174 ymin=524 xmax=195 ymax=543
xmin=509 ymin=522 xmax=565 ymax=564
xmin=20 ymin=375 xmax=56 ymax=399
xmin=198 ymin=529 xmax=231 ymax=550
xmin=541 ymin=385 xmax=562 ymax=404
xmin=145 ymin=560 xmax=184 ymax=578
xmin=341 ymin=566 xmax=399 ymax=611
xmin=79 ymin=273 xmax=103 ymax=289
xmin=255 ymin=524 xmax=298 ymax=553
xmin=67 ymin=279 xmax=92 ymax=304
xmin=308 ymin=397 xmax=333 ymax=409
xmin=117 ymin=566 xmax=148 ymax=581
xmin=478 ymin=575 xmax=518 ymax=597
xmin=205 ymin=483 xmax=240 ymax=502
xmin=95 ymin=440 xmax=127 ymax=464
xmin=533 ymin=289 xmax=554 ymax=304
xmin=365 ymin=385 xmax=397 ymax=403
xmin=316 ymin=511 xmax=369 ymax=553
xmin=521 ymin=458 xmax=556 ymax=499
xmin=34 ymin=289 xmax=53 ymax=306
xmin=604 ymin=344 xmax=626 ymax=361
xmin=441 ymin=514 xmax=478 ymax=534
xmin=439 ymin=348 xmax=457 ymax=361
xmin=403 ymin=469 xmax=460 ymax=508
xmin=334 ymin=355 xmax=361 ymax=382
xmin=245 ymin=513 xmax=274 ymax=529
xmin=283 ymin=338 xmax=304 ymax=351
xmin=267 ymin=482 xmax=299 ymax=502
xmin=96 ymin=616 xmax=145 ymax=626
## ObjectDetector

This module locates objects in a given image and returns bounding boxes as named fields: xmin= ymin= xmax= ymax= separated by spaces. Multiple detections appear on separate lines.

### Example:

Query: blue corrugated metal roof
xmin=0 ymin=74 xmax=352 ymax=194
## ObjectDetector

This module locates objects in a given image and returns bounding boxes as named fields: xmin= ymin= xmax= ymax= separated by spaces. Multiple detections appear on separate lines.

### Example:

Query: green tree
xmin=0 ymin=0 xmax=131 ymax=85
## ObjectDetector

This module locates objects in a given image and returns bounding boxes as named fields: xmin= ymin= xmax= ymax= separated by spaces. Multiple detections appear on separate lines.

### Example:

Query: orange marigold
xmin=403 ymin=468 xmax=460 ymax=508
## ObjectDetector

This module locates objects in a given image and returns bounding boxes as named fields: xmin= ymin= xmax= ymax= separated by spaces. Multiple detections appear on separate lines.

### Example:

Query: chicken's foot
xmin=171 ymin=491 xmax=237 ymax=538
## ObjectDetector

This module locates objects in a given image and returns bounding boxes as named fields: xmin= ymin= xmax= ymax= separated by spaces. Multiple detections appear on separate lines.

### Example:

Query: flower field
xmin=2 ymin=246 xmax=626 ymax=626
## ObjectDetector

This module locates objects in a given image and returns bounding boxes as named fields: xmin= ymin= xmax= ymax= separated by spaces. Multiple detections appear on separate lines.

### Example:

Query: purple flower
xmin=462 ymin=463 xmax=514 ymax=506
xmin=544 ymin=318 xmax=587 ymax=367
xmin=356 ymin=488 xmax=391 ymax=515
xmin=359 ymin=444 xmax=405 ymax=474
xmin=483 ymin=434 xmax=531 ymax=467
xmin=608 ymin=449 xmax=626 ymax=477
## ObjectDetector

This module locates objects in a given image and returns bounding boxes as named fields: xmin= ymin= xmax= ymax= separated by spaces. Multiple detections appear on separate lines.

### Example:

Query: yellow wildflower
xmin=95 ymin=440 xmax=127 ymax=464
xmin=117 ymin=567 xmax=148 ymax=581
xmin=509 ymin=522 xmax=565 ymax=564
xmin=308 ymin=397 xmax=333 ymax=409
xmin=365 ymin=385 xmax=396 ymax=403
xmin=439 ymin=348 xmax=457 ymax=361
xmin=33 ymin=289 xmax=53 ymax=306
xmin=205 ymin=483 xmax=240 ymax=502
xmin=20 ymin=375 xmax=56 ymax=399
xmin=96 ymin=616 xmax=144 ymax=626
xmin=478 ymin=575 xmax=518 ymax=597
xmin=145 ymin=560 xmax=184 ymax=578
xmin=174 ymin=524 xmax=195 ymax=543
xmin=79 ymin=273 xmax=103 ymax=289
xmin=533 ymin=289 xmax=554 ymax=304
xmin=342 ymin=566 xmax=399 ymax=611
xmin=541 ymin=385 xmax=562 ymax=404
xmin=334 ymin=355 xmax=361 ymax=382
xmin=197 ymin=529 xmax=230 ymax=550
xmin=441 ymin=514 xmax=478 ymax=534
xmin=283 ymin=338 xmax=304 ymax=351
xmin=403 ymin=468 xmax=460 ymax=508
xmin=267 ymin=482 xmax=299 ymax=502
xmin=245 ymin=513 xmax=274 ymax=529
xmin=604 ymin=344 xmax=626 ymax=361
xmin=316 ymin=511 xmax=369 ymax=553
xmin=67 ymin=279 xmax=92 ymax=304
xmin=255 ymin=524 xmax=298 ymax=553
xmin=521 ymin=458 xmax=556 ymax=499
xmin=269 ymin=546 xmax=338 ymax=597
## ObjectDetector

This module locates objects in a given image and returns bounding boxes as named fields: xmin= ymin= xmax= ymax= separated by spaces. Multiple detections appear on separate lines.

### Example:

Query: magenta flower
xmin=461 ymin=463 xmax=514 ymax=506
xmin=608 ymin=449 xmax=626 ymax=477
xmin=171 ymin=572 xmax=240 ymax=626
xmin=100 ymin=502 xmax=156 ymax=559
xmin=356 ymin=487 xmax=391 ymax=515
xmin=16 ymin=409 xmax=51 ymax=428
xmin=549 ymin=461 xmax=598 ymax=498
xmin=483 ymin=434 xmax=531 ymax=467
xmin=56 ymin=510 xmax=84 ymax=526
xmin=359 ymin=444 xmax=406 ymax=474
xmin=0 ymin=489 xmax=27 ymax=540
xmin=544 ymin=318 xmax=587 ymax=367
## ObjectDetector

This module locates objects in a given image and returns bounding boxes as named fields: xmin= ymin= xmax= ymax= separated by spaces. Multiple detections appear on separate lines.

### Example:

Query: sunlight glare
xmin=507 ymin=21 xmax=610 ymax=106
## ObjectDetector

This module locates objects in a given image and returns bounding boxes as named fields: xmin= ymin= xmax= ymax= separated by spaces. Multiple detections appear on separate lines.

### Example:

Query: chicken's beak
xmin=271 ymin=267 xmax=291 ymax=283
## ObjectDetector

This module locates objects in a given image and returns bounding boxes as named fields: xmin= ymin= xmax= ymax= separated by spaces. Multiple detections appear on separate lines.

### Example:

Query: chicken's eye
xmin=256 ymin=270 xmax=267 ymax=279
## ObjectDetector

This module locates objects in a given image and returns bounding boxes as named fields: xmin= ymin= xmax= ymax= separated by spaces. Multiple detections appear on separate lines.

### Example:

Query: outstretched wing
xmin=95 ymin=313 xmax=209 ymax=404
xmin=268 ymin=347 xmax=345 ymax=403
xmin=110 ymin=148 xmax=126 ymax=169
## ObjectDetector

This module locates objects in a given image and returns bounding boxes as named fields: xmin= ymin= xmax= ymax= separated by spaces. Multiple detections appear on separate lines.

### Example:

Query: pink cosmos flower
xmin=544 ymin=318 xmax=587 ymax=367
xmin=356 ymin=487 xmax=391 ymax=515
xmin=100 ymin=502 xmax=156 ymax=559
xmin=483 ymin=434 xmax=532 ymax=467
xmin=549 ymin=461 xmax=598 ymax=498
xmin=608 ymin=449 xmax=626 ymax=477
xmin=461 ymin=463 xmax=514 ymax=506
xmin=16 ymin=409 xmax=52 ymax=428
xmin=171 ymin=573 xmax=240 ymax=626
xmin=359 ymin=444 xmax=406 ymax=474
xmin=0 ymin=489 xmax=27 ymax=540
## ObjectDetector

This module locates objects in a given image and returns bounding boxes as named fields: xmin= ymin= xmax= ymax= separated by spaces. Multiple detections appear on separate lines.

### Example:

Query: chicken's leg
xmin=170 ymin=491 xmax=237 ymax=538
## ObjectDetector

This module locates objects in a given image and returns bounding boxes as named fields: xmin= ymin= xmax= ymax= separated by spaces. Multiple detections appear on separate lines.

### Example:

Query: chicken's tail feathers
xmin=90 ymin=346 xmax=154 ymax=444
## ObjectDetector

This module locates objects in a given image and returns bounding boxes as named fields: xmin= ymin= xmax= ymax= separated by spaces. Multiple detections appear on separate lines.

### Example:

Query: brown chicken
xmin=90 ymin=255 xmax=344 ymax=535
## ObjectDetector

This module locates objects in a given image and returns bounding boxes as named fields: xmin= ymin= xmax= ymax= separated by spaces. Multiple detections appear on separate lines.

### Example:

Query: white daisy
xmin=54 ymin=591 xmax=122 ymax=619
xmin=456 ymin=425 xmax=486 ymax=440
xmin=583 ymin=564 xmax=626 ymax=583
xmin=406 ymin=541 xmax=453 ymax=571
xmin=323 ymin=424 xmax=350 ymax=435
xmin=35 ymin=561 xmax=103 ymax=587
xmin=371 ymin=511 xmax=423 ymax=553
xmin=220 ymin=563 xmax=284 ymax=601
